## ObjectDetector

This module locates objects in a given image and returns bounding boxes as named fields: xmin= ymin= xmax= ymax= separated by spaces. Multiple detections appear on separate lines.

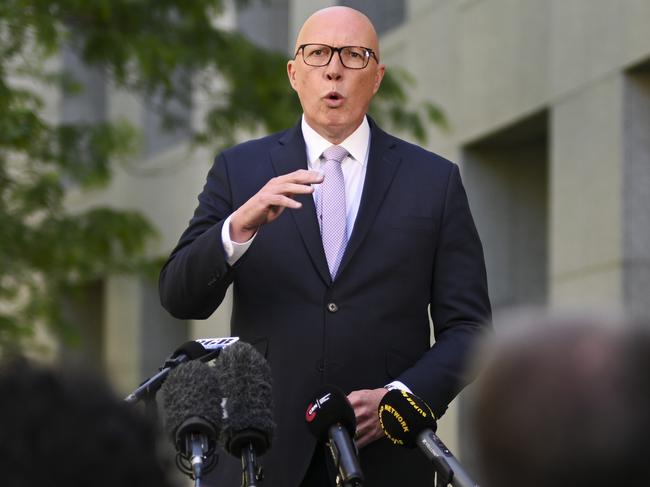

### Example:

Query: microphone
xmin=378 ymin=390 xmax=479 ymax=487
xmin=305 ymin=385 xmax=364 ymax=487
xmin=160 ymin=360 xmax=223 ymax=485
xmin=215 ymin=341 xmax=275 ymax=487
xmin=168 ymin=337 xmax=240 ymax=363
xmin=124 ymin=336 xmax=238 ymax=403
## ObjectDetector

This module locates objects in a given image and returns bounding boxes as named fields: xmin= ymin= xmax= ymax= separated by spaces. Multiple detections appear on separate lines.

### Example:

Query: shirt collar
xmin=301 ymin=115 xmax=370 ymax=168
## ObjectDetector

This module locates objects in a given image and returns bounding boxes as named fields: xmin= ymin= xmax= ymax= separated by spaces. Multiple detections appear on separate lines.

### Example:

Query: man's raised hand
xmin=229 ymin=169 xmax=324 ymax=242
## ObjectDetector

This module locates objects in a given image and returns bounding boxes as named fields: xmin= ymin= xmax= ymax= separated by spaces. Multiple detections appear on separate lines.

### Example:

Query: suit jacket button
xmin=327 ymin=302 xmax=338 ymax=313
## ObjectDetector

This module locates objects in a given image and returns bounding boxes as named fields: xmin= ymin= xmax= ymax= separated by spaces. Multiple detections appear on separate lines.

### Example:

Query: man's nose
xmin=325 ymin=52 xmax=344 ymax=80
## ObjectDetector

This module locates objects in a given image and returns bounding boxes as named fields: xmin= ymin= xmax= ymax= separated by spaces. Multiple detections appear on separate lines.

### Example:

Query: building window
xmin=339 ymin=0 xmax=406 ymax=36
xmin=61 ymin=44 xmax=106 ymax=125
xmin=237 ymin=0 xmax=290 ymax=54
xmin=142 ymin=69 xmax=192 ymax=157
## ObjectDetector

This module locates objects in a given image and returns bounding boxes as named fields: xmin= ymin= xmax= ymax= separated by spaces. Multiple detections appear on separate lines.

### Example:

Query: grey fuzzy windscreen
xmin=215 ymin=341 xmax=275 ymax=440
xmin=159 ymin=360 xmax=223 ymax=439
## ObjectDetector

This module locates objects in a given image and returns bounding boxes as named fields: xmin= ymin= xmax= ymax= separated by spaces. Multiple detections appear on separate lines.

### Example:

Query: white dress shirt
xmin=221 ymin=115 xmax=369 ymax=264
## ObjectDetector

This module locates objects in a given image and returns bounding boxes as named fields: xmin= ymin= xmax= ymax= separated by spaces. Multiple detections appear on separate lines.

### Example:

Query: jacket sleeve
xmin=397 ymin=163 xmax=492 ymax=417
xmin=159 ymin=153 xmax=237 ymax=320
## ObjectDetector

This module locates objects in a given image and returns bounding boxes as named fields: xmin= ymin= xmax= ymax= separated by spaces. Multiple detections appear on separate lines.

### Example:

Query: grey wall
xmin=339 ymin=0 xmax=406 ymax=36
xmin=463 ymin=113 xmax=548 ymax=311
xmin=237 ymin=0 xmax=290 ymax=53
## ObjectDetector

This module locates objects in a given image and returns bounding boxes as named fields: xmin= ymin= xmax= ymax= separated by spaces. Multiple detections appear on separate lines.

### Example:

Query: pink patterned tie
xmin=320 ymin=145 xmax=349 ymax=279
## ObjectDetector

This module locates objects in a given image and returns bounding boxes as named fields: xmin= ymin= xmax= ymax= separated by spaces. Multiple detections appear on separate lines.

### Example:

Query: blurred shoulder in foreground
xmin=0 ymin=356 xmax=177 ymax=487
xmin=472 ymin=311 xmax=650 ymax=487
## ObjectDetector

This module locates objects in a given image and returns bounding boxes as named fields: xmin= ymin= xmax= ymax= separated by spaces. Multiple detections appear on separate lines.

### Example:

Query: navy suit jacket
xmin=159 ymin=118 xmax=491 ymax=487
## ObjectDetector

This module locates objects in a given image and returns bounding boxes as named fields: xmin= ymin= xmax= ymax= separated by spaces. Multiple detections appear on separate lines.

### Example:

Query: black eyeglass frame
xmin=294 ymin=43 xmax=379 ymax=69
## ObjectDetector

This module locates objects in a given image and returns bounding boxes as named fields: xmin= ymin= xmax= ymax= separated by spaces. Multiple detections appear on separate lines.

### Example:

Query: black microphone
xmin=160 ymin=360 xmax=223 ymax=485
xmin=124 ymin=337 xmax=238 ymax=403
xmin=378 ymin=389 xmax=479 ymax=487
xmin=215 ymin=341 xmax=275 ymax=487
xmin=305 ymin=385 xmax=364 ymax=487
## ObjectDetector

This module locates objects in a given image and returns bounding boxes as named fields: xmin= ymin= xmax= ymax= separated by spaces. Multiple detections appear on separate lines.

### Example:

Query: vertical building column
xmin=104 ymin=275 xmax=188 ymax=395
xmin=550 ymin=74 xmax=624 ymax=310
xmin=104 ymin=276 xmax=143 ymax=394
xmin=623 ymin=66 xmax=650 ymax=318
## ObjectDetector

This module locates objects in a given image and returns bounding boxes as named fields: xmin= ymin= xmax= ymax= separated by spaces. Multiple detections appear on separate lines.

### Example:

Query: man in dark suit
xmin=159 ymin=6 xmax=491 ymax=487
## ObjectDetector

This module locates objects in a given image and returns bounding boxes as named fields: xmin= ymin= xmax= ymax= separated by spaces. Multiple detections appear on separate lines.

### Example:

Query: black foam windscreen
xmin=214 ymin=341 xmax=275 ymax=456
xmin=378 ymin=389 xmax=437 ymax=448
xmin=305 ymin=385 xmax=356 ymax=440
xmin=160 ymin=360 xmax=223 ymax=443
xmin=170 ymin=340 xmax=208 ymax=361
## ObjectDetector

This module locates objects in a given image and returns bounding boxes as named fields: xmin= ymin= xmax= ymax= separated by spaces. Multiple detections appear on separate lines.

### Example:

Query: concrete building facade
xmin=61 ymin=0 xmax=650 ymax=470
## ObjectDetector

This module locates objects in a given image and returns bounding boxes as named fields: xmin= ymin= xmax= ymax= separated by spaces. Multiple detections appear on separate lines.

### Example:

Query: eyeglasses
xmin=295 ymin=43 xmax=378 ymax=70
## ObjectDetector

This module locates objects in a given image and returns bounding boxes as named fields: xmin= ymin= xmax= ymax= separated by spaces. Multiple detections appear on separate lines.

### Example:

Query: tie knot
xmin=322 ymin=145 xmax=349 ymax=164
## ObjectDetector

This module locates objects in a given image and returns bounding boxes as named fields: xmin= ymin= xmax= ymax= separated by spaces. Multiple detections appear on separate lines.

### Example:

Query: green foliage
xmin=370 ymin=68 xmax=449 ymax=142
xmin=0 ymin=0 xmax=444 ymax=353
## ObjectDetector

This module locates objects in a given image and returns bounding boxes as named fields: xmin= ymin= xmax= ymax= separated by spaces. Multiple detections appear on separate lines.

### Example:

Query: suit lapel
xmin=269 ymin=119 xmax=402 ymax=284
xmin=337 ymin=121 xmax=402 ymax=278
xmin=270 ymin=123 xmax=331 ymax=284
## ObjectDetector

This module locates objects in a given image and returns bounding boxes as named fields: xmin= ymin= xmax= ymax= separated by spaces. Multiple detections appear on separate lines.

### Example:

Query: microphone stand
xmin=428 ymin=451 xmax=453 ymax=487
xmin=327 ymin=425 xmax=363 ymax=487
xmin=240 ymin=443 xmax=263 ymax=487
xmin=231 ymin=430 xmax=267 ymax=487
xmin=417 ymin=431 xmax=479 ymax=487
xmin=435 ymin=467 xmax=454 ymax=487
xmin=124 ymin=349 xmax=221 ymax=404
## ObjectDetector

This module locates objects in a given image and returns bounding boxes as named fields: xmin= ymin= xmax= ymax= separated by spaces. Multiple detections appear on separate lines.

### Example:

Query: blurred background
xmin=1 ymin=0 xmax=649 ymax=475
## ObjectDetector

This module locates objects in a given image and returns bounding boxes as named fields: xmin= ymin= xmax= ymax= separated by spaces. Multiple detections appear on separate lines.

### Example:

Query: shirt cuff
xmin=221 ymin=214 xmax=256 ymax=266
xmin=384 ymin=381 xmax=412 ymax=393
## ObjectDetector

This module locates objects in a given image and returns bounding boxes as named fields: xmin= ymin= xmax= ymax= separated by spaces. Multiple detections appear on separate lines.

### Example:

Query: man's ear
xmin=372 ymin=64 xmax=386 ymax=95
xmin=287 ymin=60 xmax=298 ymax=91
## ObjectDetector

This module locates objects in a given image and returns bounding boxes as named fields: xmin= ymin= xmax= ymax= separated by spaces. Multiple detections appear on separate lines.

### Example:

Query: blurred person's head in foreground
xmin=472 ymin=311 xmax=650 ymax=487
xmin=0 ymin=355 xmax=175 ymax=487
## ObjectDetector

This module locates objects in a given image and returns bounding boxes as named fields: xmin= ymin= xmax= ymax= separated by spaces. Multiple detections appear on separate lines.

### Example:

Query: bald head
xmin=287 ymin=6 xmax=385 ymax=143
xmin=295 ymin=7 xmax=380 ymax=60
